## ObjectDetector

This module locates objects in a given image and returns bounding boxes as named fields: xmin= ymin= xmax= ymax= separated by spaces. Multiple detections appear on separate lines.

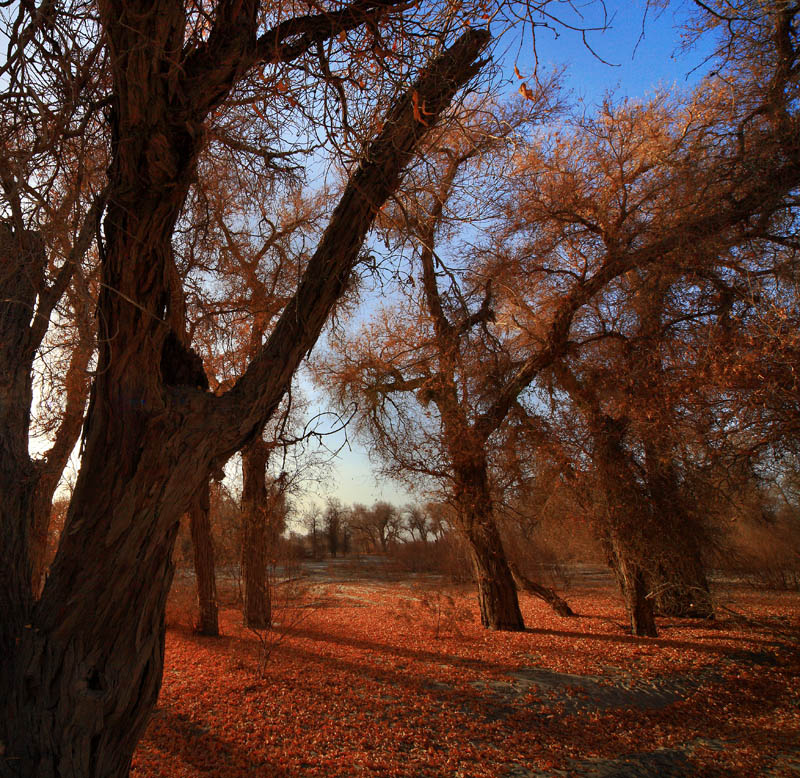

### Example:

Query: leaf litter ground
xmin=132 ymin=566 xmax=800 ymax=777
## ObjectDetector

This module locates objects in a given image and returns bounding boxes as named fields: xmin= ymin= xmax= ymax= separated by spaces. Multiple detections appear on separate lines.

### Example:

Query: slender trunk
xmin=189 ymin=479 xmax=219 ymax=635
xmin=242 ymin=439 xmax=272 ymax=629
xmin=29 ymin=330 xmax=93 ymax=595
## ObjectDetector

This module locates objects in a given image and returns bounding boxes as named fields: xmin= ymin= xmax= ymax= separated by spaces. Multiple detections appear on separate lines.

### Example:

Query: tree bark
xmin=466 ymin=519 xmax=525 ymax=631
xmin=0 ymin=27 xmax=490 ymax=776
xmin=455 ymin=462 xmax=525 ymax=631
xmin=241 ymin=438 xmax=273 ymax=629
xmin=508 ymin=560 xmax=575 ymax=618
xmin=189 ymin=479 xmax=219 ymax=636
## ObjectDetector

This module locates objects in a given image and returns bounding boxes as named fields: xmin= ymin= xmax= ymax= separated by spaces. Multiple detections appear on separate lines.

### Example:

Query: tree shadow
xmin=523 ymin=624 xmax=793 ymax=653
xmin=138 ymin=708 xmax=293 ymax=777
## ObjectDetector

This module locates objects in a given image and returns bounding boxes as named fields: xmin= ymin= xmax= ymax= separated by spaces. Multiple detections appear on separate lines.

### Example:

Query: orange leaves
xmin=132 ymin=584 xmax=800 ymax=777
xmin=518 ymin=82 xmax=535 ymax=101
xmin=412 ymin=90 xmax=432 ymax=125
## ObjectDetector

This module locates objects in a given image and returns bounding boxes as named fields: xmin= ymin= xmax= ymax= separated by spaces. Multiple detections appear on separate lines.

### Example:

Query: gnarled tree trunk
xmin=455 ymin=460 xmax=524 ymax=631
xmin=0 ymin=26 xmax=490 ymax=776
xmin=467 ymin=521 xmax=525 ymax=630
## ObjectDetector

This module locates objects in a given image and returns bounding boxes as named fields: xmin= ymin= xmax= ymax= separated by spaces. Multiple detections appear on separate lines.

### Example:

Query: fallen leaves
xmin=132 ymin=581 xmax=800 ymax=777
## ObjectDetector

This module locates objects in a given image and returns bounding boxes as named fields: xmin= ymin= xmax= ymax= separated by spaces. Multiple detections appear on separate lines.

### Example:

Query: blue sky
xmin=509 ymin=0 xmax=714 ymax=104
xmin=305 ymin=0 xmax=719 ymax=513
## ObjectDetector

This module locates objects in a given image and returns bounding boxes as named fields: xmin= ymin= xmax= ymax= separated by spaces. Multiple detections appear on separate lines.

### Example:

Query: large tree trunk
xmin=455 ymin=461 xmax=525 ymax=631
xmin=0 ymin=27 xmax=490 ymax=776
xmin=6 ymin=426 xmax=212 ymax=778
xmin=591 ymin=414 xmax=659 ymax=637
xmin=467 ymin=519 xmax=525 ymax=631
xmin=189 ymin=479 xmax=219 ymax=636
xmin=604 ymin=532 xmax=658 ymax=637
xmin=241 ymin=438 xmax=273 ymax=629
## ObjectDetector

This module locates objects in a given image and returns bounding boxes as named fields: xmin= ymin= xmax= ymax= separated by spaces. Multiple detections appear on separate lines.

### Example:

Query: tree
xmin=350 ymin=501 xmax=403 ymax=551
xmin=241 ymin=444 xmax=287 ymax=628
xmin=0 ymin=0 xmax=491 ymax=768
xmin=323 ymin=497 xmax=348 ymax=558
xmin=541 ymin=268 xmax=718 ymax=633
xmin=404 ymin=503 xmax=433 ymax=543
xmin=319 ymin=96 xmax=565 ymax=630
xmin=185 ymin=183 xmax=327 ymax=630
xmin=304 ymin=506 xmax=324 ymax=559
xmin=324 ymin=1 xmax=800 ymax=636
xmin=483 ymin=3 xmax=800 ymax=634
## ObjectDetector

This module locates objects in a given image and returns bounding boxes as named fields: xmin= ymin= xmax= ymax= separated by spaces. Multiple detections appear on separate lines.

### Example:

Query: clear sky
xmin=307 ymin=0 xmax=717 ymax=513
xmin=509 ymin=0 xmax=714 ymax=105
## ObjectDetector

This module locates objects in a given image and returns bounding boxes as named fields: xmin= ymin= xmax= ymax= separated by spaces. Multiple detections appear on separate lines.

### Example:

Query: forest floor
xmin=132 ymin=561 xmax=800 ymax=777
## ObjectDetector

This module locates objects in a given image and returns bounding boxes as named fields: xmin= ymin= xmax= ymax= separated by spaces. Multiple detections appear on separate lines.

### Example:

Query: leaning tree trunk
xmin=241 ymin=438 xmax=273 ymax=629
xmin=0 ymin=27 xmax=490 ymax=776
xmin=29 ymin=325 xmax=93 ymax=596
xmin=467 ymin=521 xmax=525 ymax=630
xmin=455 ymin=463 xmax=525 ymax=631
xmin=508 ymin=560 xmax=575 ymax=617
xmin=189 ymin=479 xmax=219 ymax=636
